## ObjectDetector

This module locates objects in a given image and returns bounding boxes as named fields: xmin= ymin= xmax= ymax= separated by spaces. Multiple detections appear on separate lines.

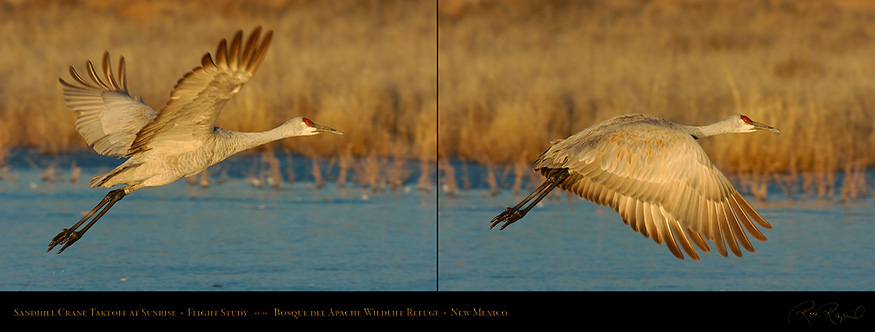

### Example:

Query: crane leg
xmin=490 ymin=170 xmax=569 ymax=230
xmin=47 ymin=188 xmax=126 ymax=254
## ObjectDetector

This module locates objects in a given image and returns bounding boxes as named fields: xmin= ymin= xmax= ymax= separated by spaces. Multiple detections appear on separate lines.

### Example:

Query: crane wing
xmin=60 ymin=53 xmax=158 ymax=157
xmin=126 ymin=27 xmax=273 ymax=156
xmin=535 ymin=120 xmax=772 ymax=260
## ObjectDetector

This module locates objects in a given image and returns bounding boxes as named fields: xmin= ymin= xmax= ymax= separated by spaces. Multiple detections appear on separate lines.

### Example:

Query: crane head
xmin=734 ymin=114 xmax=780 ymax=134
xmin=284 ymin=117 xmax=343 ymax=137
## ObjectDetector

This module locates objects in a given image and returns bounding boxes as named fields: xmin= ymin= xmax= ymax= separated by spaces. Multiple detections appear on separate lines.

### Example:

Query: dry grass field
xmin=0 ymin=0 xmax=436 ymax=188
xmin=438 ymin=0 xmax=875 ymax=200
xmin=2 ymin=0 xmax=874 ymax=199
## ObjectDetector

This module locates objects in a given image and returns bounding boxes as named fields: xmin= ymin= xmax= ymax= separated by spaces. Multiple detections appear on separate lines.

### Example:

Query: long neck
xmin=213 ymin=126 xmax=289 ymax=160
xmin=680 ymin=119 xmax=735 ymax=140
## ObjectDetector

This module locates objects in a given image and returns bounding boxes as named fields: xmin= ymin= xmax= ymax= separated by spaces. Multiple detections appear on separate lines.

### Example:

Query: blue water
xmin=438 ymin=181 xmax=875 ymax=291
xmin=2 ymin=152 xmax=873 ymax=292
xmin=0 ymin=151 xmax=437 ymax=291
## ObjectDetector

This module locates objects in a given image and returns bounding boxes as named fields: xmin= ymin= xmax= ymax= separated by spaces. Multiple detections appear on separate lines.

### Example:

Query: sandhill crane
xmin=48 ymin=27 xmax=343 ymax=254
xmin=490 ymin=114 xmax=779 ymax=261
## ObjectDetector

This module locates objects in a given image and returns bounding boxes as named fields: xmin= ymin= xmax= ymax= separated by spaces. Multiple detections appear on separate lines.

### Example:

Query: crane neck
xmin=212 ymin=126 xmax=290 ymax=158
xmin=680 ymin=121 xmax=734 ymax=140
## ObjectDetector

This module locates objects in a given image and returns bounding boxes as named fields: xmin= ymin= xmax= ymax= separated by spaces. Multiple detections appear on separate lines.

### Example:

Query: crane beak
xmin=313 ymin=123 xmax=343 ymax=135
xmin=753 ymin=121 xmax=780 ymax=134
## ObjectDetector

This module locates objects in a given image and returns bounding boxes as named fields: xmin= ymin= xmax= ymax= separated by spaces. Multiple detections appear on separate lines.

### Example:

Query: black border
xmin=3 ymin=291 xmax=872 ymax=326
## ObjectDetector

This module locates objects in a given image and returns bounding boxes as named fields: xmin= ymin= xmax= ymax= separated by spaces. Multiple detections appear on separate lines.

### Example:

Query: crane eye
xmin=740 ymin=115 xmax=751 ymax=124
xmin=302 ymin=118 xmax=314 ymax=126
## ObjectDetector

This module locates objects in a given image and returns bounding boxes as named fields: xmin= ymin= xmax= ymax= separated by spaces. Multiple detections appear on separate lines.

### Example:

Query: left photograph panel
xmin=0 ymin=0 xmax=436 ymax=291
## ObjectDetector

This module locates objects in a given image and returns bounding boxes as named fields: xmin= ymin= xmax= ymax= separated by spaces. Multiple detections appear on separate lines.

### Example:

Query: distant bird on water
xmin=48 ymin=27 xmax=343 ymax=254
xmin=490 ymin=114 xmax=779 ymax=260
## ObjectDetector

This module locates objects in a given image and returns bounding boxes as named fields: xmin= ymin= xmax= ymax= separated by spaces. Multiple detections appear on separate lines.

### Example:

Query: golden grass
xmin=0 ymin=0 xmax=436 ymax=181
xmin=3 ymin=0 xmax=874 ymax=199
xmin=438 ymin=0 xmax=875 ymax=199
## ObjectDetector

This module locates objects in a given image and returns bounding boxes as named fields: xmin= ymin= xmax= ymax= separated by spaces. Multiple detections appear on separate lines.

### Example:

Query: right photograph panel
xmin=437 ymin=0 xmax=875 ymax=293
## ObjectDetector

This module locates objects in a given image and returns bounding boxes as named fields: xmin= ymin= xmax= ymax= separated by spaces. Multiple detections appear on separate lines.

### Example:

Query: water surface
xmin=2 ymin=153 xmax=873 ymax=292
xmin=0 ymin=152 xmax=437 ymax=291
xmin=438 ymin=176 xmax=875 ymax=291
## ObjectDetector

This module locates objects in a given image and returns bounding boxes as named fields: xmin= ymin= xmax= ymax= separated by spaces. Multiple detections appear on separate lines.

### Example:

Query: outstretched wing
xmin=536 ymin=118 xmax=772 ymax=260
xmin=60 ymin=52 xmax=158 ymax=157
xmin=126 ymin=27 xmax=273 ymax=156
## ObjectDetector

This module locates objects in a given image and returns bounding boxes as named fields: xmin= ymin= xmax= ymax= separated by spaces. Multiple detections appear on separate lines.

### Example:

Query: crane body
xmin=490 ymin=113 xmax=779 ymax=261
xmin=48 ymin=27 xmax=342 ymax=254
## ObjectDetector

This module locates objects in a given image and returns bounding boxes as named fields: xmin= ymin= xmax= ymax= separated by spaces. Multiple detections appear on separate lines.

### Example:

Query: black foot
xmin=490 ymin=207 xmax=526 ymax=230
xmin=47 ymin=229 xmax=83 ymax=254
xmin=46 ymin=188 xmax=127 ymax=254
xmin=488 ymin=170 xmax=568 ymax=231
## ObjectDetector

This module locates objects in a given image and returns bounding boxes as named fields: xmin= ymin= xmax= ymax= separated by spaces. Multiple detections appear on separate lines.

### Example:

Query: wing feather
xmin=534 ymin=115 xmax=771 ymax=260
xmin=126 ymin=27 xmax=273 ymax=156
xmin=60 ymin=52 xmax=157 ymax=157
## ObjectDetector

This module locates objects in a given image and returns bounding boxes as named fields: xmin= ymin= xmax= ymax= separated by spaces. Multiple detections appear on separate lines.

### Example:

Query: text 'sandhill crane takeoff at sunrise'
xmin=490 ymin=113 xmax=779 ymax=260
xmin=48 ymin=27 xmax=343 ymax=254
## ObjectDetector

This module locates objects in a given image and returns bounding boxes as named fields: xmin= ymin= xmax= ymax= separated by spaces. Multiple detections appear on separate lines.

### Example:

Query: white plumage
xmin=490 ymin=113 xmax=779 ymax=260
xmin=48 ymin=27 xmax=343 ymax=254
